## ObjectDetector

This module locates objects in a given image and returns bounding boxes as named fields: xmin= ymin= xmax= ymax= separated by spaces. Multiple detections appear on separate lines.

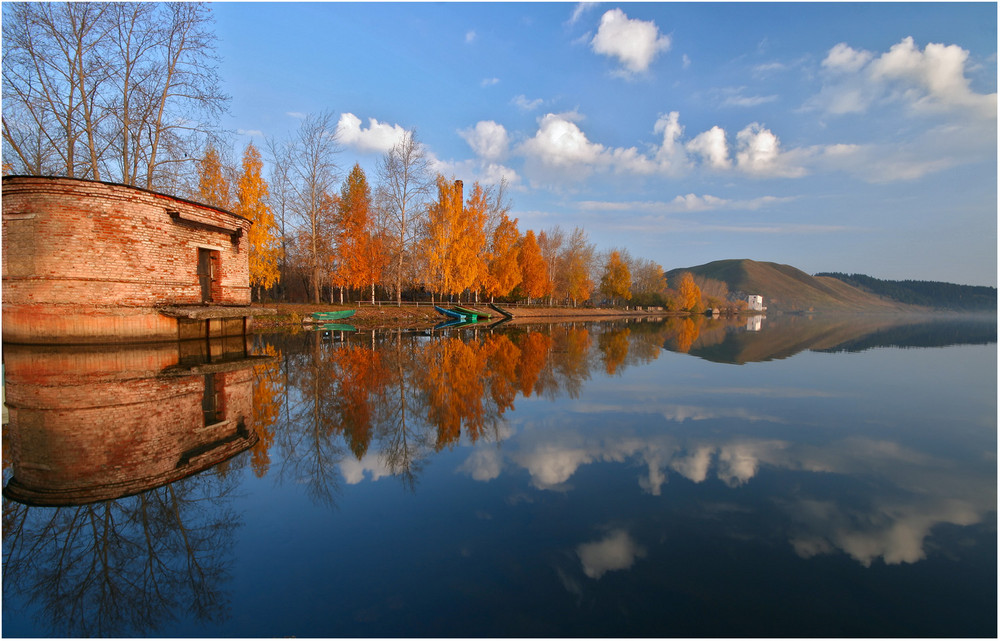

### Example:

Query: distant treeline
xmin=816 ymin=273 xmax=997 ymax=311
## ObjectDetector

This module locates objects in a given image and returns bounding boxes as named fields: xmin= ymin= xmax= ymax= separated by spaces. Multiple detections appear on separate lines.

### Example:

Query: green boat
xmin=307 ymin=310 xmax=355 ymax=323
xmin=453 ymin=305 xmax=491 ymax=319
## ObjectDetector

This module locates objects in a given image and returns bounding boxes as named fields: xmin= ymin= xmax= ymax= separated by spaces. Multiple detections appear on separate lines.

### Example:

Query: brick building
xmin=2 ymin=175 xmax=271 ymax=344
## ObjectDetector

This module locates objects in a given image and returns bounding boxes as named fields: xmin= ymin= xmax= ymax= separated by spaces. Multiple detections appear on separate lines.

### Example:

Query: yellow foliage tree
xmin=236 ymin=142 xmax=281 ymax=299
xmin=677 ymin=272 xmax=702 ymax=312
xmin=600 ymin=250 xmax=632 ymax=305
xmin=485 ymin=213 xmax=522 ymax=301
xmin=423 ymin=176 xmax=464 ymax=301
xmin=197 ymin=144 xmax=231 ymax=210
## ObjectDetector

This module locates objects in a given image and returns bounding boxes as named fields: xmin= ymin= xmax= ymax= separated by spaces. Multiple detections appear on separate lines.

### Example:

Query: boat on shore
xmin=434 ymin=305 xmax=467 ymax=320
xmin=454 ymin=305 xmax=491 ymax=319
xmin=304 ymin=310 xmax=355 ymax=324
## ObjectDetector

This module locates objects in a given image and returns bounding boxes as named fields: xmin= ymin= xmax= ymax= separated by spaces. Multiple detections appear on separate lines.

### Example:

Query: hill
xmin=665 ymin=259 xmax=920 ymax=313
xmin=815 ymin=273 xmax=996 ymax=311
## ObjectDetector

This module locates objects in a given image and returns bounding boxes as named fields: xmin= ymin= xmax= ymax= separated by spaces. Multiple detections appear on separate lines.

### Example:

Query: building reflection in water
xmin=3 ymin=315 xmax=993 ymax=636
xmin=3 ymin=330 xmax=271 ymax=506
xmin=2 ymin=335 xmax=274 ymax=636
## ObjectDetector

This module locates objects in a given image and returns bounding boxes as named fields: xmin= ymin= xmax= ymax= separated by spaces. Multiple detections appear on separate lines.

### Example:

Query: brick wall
xmin=2 ymin=176 xmax=254 ymax=343
xmin=3 ymin=176 xmax=251 ymax=306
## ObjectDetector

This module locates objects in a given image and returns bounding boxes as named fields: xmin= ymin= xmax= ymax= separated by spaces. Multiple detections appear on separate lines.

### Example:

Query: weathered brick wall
xmin=2 ymin=343 xmax=257 ymax=505
xmin=3 ymin=176 xmax=251 ymax=307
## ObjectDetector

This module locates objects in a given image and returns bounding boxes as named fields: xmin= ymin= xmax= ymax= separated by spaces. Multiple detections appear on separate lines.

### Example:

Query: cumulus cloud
xmin=519 ymin=112 xmax=656 ymax=181
xmin=459 ymin=120 xmax=510 ymax=161
xmin=577 ymin=529 xmax=647 ymax=579
xmin=336 ymin=113 xmax=408 ymax=154
xmin=653 ymin=111 xmax=689 ymax=172
xmin=591 ymin=8 xmax=671 ymax=75
xmin=735 ymin=123 xmax=807 ymax=177
xmin=814 ymin=37 xmax=997 ymax=119
xmin=686 ymin=126 xmax=730 ymax=170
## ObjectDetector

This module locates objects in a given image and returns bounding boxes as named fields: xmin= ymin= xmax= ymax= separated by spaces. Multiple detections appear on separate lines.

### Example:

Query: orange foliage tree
xmin=423 ymin=176 xmax=465 ymax=301
xmin=517 ymin=229 xmax=552 ymax=303
xmin=485 ymin=212 xmax=522 ymax=301
xmin=337 ymin=164 xmax=388 ymax=303
xmin=236 ymin=142 xmax=282 ymax=300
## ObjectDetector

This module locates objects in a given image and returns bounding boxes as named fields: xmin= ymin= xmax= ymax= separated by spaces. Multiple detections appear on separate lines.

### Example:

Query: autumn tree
xmin=423 ymin=176 xmax=464 ymax=301
xmin=485 ymin=212 xmax=522 ymax=301
xmin=455 ymin=181 xmax=489 ymax=300
xmin=676 ymin=272 xmax=703 ymax=312
xmin=517 ymin=230 xmax=552 ymax=303
xmin=376 ymin=129 xmax=432 ymax=305
xmin=337 ymin=163 xmax=388 ymax=303
xmin=196 ymin=143 xmax=232 ymax=209
xmin=600 ymin=250 xmax=632 ymax=305
xmin=563 ymin=227 xmax=595 ymax=306
xmin=630 ymin=257 xmax=666 ymax=304
xmin=236 ymin=142 xmax=281 ymax=300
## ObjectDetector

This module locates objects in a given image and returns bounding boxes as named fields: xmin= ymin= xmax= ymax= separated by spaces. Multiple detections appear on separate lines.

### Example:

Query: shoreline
xmin=250 ymin=302 xmax=697 ymax=331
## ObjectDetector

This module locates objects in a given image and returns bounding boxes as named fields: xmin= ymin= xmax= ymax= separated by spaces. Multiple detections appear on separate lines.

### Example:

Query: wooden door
xmin=198 ymin=248 xmax=213 ymax=302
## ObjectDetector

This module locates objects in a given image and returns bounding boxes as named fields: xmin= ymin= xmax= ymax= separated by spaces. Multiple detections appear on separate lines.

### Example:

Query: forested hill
xmin=815 ymin=273 xmax=997 ymax=311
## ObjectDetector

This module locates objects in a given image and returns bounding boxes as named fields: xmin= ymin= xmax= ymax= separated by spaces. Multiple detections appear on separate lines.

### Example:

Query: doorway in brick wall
xmin=197 ymin=248 xmax=219 ymax=302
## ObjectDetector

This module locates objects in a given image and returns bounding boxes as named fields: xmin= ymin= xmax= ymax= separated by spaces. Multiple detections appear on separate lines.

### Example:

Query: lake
xmin=2 ymin=314 xmax=996 ymax=637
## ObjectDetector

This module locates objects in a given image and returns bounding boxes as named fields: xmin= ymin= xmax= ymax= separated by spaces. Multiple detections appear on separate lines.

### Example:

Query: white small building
xmin=747 ymin=295 xmax=764 ymax=312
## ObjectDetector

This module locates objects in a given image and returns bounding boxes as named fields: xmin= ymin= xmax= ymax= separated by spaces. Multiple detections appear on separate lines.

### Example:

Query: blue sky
xmin=210 ymin=2 xmax=997 ymax=286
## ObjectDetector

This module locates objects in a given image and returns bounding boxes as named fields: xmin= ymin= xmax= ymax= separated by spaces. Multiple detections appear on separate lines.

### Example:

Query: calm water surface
xmin=3 ymin=314 xmax=996 ymax=637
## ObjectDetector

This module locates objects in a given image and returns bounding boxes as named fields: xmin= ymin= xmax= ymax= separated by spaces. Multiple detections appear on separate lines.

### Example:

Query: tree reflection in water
xmin=253 ymin=321 xmax=670 ymax=503
xmin=2 ymin=470 xmax=241 ymax=637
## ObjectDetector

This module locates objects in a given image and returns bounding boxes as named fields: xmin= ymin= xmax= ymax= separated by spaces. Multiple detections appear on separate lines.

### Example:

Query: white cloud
xmin=577 ymin=529 xmax=647 ymax=579
xmin=814 ymin=37 xmax=997 ymax=119
xmin=590 ymin=8 xmax=671 ymax=75
xmin=519 ymin=112 xmax=605 ymax=172
xmin=465 ymin=30 xmax=476 ymax=44
xmin=286 ymin=111 xmax=307 ymax=120
xmin=569 ymin=2 xmax=599 ymax=25
xmin=519 ymin=112 xmax=656 ymax=181
xmin=653 ymin=111 xmax=689 ymax=172
xmin=459 ymin=120 xmax=510 ymax=161
xmin=481 ymin=77 xmax=500 ymax=87
xmin=577 ymin=194 xmax=789 ymax=214
xmin=735 ymin=123 xmax=806 ymax=177
xmin=823 ymin=42 xmax=873 ymax=73
xmin=237 ymin=128 xmax=264 ymax=137
xmin=686 ymin=126 xmax=730 ymax=170
xmin=336 ymin=113 xmax=408 ymax=154
xmin=512 ymin=94 xmax=544 ymax=111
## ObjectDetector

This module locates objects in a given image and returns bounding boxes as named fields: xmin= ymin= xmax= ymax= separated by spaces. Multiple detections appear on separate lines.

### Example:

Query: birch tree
xmin=289 ymin=112 xmax=341 ymax=304
xmin=376 ymin=129 xmax=431 ymax=305
xmin=1 ymin=2 xmax=228 ymax=191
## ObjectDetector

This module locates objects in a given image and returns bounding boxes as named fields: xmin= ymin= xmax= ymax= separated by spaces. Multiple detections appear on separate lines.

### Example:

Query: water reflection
xmin=2 ymin=338 xmax=272 ymax=636
xmin=2 ymin=314 xmax=995 ymax=636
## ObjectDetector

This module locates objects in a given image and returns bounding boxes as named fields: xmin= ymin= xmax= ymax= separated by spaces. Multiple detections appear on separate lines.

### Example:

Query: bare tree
xmin=1 ymin=2 xmax=228 ymax=192
xmin=288 ymin=112 xmax=341 ymax=304
xmin=376 ymin=129 xmax=431 ymax=305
